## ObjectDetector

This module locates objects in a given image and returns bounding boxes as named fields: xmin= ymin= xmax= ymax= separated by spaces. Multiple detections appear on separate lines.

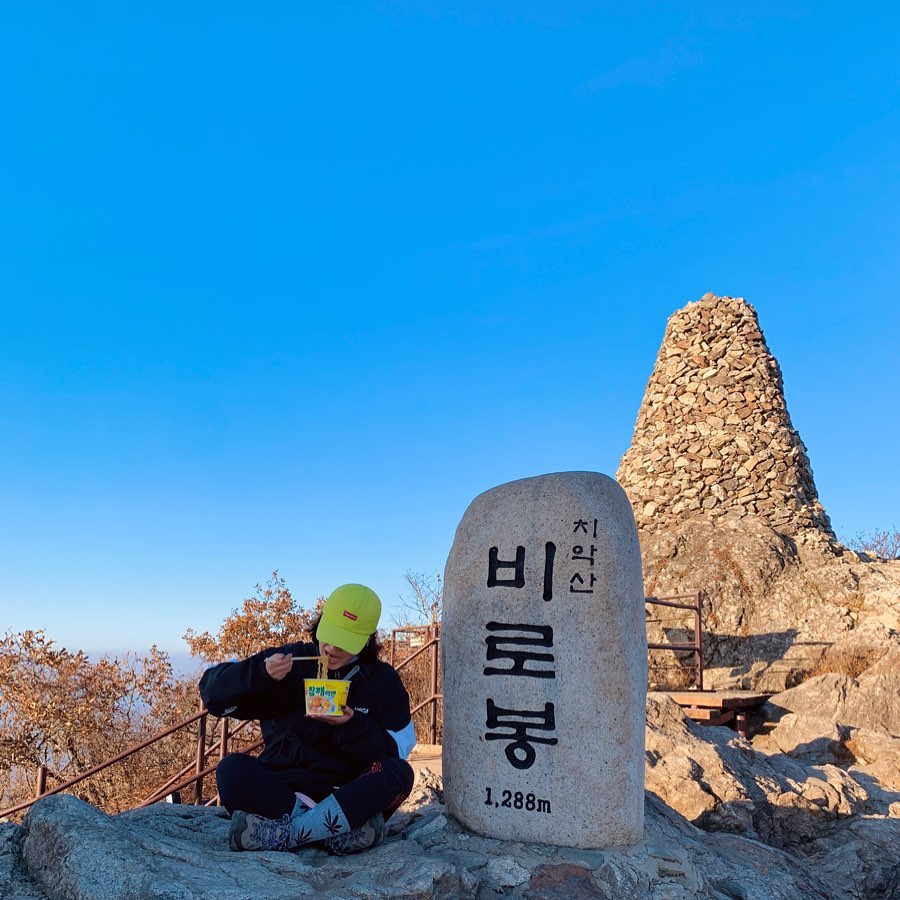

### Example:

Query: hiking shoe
xmin=324 ymin=812 xmax=386 ymax=855
xmin=228 ymin=810 xmax=292 ymax=852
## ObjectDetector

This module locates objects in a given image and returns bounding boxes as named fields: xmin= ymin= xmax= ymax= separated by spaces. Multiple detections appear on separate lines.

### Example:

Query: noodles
xmin=291 ymin=654 xmax=329 ymax=678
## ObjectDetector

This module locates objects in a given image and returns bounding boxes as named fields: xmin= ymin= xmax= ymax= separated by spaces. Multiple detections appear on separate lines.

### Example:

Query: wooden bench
xmin=663 ymin=691 xmax=771 ymax=739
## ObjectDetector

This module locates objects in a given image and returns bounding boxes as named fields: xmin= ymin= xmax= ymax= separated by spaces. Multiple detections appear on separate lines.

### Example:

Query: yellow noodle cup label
xmin=304 ymin=679 xmax=350 ymax=717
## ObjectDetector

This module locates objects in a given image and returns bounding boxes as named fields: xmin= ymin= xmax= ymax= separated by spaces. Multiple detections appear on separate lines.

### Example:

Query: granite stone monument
xmin=442 ymin=471 xmax=646 ymax=848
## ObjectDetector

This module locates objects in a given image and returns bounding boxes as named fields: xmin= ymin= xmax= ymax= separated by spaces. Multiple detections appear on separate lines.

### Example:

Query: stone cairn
xmin=616 ymin=293 xmax=833 ymax=538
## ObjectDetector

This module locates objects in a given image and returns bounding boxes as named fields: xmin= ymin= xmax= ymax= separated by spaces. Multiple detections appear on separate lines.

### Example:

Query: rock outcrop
xmin=616 ymin=293 xmax=900 ymax=686
xmin=639 ymin=511 xmax=900 ymax=684
xmin=757 ymin=655 xmax=900 ymax=791
xmin=645 ymin=692 xmax=900 ymax=899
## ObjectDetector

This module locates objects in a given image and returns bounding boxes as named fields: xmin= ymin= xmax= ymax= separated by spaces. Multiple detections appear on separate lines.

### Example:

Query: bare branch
xmin=394 ymin=571 xmax=443 ymax=627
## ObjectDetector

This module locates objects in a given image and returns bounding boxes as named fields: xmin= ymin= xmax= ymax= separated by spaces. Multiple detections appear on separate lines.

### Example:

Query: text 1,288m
xmin=484 ymin=787 xmax=550 ymax=813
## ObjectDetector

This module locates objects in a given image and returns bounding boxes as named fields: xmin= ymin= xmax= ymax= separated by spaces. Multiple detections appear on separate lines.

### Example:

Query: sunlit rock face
xmin=616 ymin=293 xmax=900 ymax=689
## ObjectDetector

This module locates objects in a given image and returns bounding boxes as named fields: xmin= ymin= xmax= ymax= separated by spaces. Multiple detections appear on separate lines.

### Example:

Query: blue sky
xmin=1 ymin=2 xmax=898 ymax=663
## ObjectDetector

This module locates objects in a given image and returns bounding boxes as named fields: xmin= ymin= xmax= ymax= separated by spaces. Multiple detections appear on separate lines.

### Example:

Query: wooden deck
xmin=663 ymin=691 xmax=771 ymax=738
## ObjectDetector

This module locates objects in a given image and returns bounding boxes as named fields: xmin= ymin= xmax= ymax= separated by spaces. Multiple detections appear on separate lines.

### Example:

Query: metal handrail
xmin=136 ymin=737 xmax=265 ymax=809
xmin=137 ymin=717 xmax=255 ymax=806
xmin=0 ymin=708 xmax=210 ymax=819
xmin=0 ymin=701 xmax=264 ymax=820
xmin=392 ymin=635 xmax=439 ymax=670
xmin=390 ymin=624 xmax=441 ymax=744
xmin=410 ymin=695 xmax=443 ymax=716
xmin=5 ymin=595 xmax=703 ymax=819
xmin=646 ymin=591 xmax=704 ymax=690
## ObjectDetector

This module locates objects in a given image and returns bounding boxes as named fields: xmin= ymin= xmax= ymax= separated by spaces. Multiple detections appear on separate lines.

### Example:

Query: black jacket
xmin=199 ymin=641 xmax=414 ymax=786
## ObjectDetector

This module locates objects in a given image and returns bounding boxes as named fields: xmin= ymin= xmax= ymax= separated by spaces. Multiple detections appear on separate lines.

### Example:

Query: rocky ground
xmin=0 ymin=780 xmax=845 ymax=900
xmin=4 ymin=658 xmax=898 ymax=900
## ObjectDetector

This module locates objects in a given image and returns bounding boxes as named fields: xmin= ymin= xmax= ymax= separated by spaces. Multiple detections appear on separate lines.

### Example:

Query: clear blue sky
xmin=1 ymin=2 xmax=898 ymax=662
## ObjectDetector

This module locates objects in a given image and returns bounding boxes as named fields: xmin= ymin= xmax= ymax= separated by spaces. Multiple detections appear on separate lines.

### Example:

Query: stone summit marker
xmin=442 ymin=471 xmax=647 ymax=849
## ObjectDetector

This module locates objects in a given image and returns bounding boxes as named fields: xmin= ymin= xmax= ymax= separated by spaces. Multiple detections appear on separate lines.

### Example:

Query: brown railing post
xmin=219 ymin=718 xmax=229 ymax=761
xmin=646 ymin=592 xmax=705 ymax=692
xmin=214 ymin=717 xmax=230 ymax=807
xmin=694 ymin=591 xmax=704 ymax=691
xmin=194 ymin=705 xmax=207 ymax=804
xmin=36 ymin=765 xmax=47 ymax=799
xmin=429 ymin=625 xmax=439 ymax=744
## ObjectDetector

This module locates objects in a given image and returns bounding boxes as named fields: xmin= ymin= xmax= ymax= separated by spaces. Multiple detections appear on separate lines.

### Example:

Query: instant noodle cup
xmin=304 ymin=679 xmax=350 ymax=717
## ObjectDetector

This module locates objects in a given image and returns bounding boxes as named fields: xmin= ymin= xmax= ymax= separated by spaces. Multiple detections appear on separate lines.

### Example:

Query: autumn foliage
xmin=0 ymin=630 xmax=198 ymax=817
xmin=183 ymin=572 xmax=325 ymax=662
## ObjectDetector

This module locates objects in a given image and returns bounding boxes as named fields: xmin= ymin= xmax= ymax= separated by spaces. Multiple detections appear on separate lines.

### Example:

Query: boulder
xmin=645 ymin=694 xmax=869 ymax=853
xmin=807 ymin=816 xmax=900 ymax=900
xmin=644 ymin=694 xmax=900 ymax=897
xmin=765 ymin=669 xmax=900 ymax=737
xmin=0 ymin=824 xmax=43 ymax=900
xmin=765 ymin=713 xmax=852 ymax=764
xmin=846 ymin=730 xmax=900 ymax=791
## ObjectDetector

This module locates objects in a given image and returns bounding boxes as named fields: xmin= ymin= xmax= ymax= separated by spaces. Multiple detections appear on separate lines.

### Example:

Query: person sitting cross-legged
xmin=199 ymin=584 xmax=416 ymax=854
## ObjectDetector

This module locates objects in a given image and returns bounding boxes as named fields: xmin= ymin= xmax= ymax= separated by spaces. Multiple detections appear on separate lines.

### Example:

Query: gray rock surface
xmin=765 ymin=669 xmax=900 ymax=737
xmin=847 ymin=730 xmax=900 ymax=792
xmin=765 ymin=713 xmax=852 ymax=764
xmin=755 ymin=659 xmax=900 ymax=794
xmin=0 ymin=824 xmax=43 ymax=899
xmin=646 ymin=694 xmax=870 ymax=851
xmin=0 ymin=773 xmax=849 ymax=900
xmin=442 ymin=471 xmax=647 ymax=848
xmin=645 ymin=694 xmax=900 ymax=899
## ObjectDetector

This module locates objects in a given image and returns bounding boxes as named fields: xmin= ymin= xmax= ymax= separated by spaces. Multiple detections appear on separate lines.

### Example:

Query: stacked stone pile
xmin=617 ymin=292 xmax=833 ymax=538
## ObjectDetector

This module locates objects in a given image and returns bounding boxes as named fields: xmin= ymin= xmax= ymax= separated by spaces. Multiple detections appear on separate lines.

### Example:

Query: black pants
xmin=216 ymin=753 xmax=414 ymax=830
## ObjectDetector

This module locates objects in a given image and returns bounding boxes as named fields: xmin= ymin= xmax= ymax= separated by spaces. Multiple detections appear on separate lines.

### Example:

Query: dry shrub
xmin=648 ymin=649 xmax=698 ymax=691
xmin=844 ymin=737 xmax=863 ymax=763
xmin=807 ymin=644 xmax=883 ymax=680
xmin=390 ymin=573 xmax=443 ymax=745
xmin=846 ymin=528 xmax=900 ymax=561
xmin=0 ymin=630 xmax=202 ymax=819
xmin=184 ymin=571 xmax=324 ymax=663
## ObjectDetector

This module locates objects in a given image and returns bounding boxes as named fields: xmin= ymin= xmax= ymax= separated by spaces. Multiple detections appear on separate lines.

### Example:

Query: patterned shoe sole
xmin=325 ymin=813 xmax=386 ymax=855
xmin=228 ymin=811 xmax=291 ymax=851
